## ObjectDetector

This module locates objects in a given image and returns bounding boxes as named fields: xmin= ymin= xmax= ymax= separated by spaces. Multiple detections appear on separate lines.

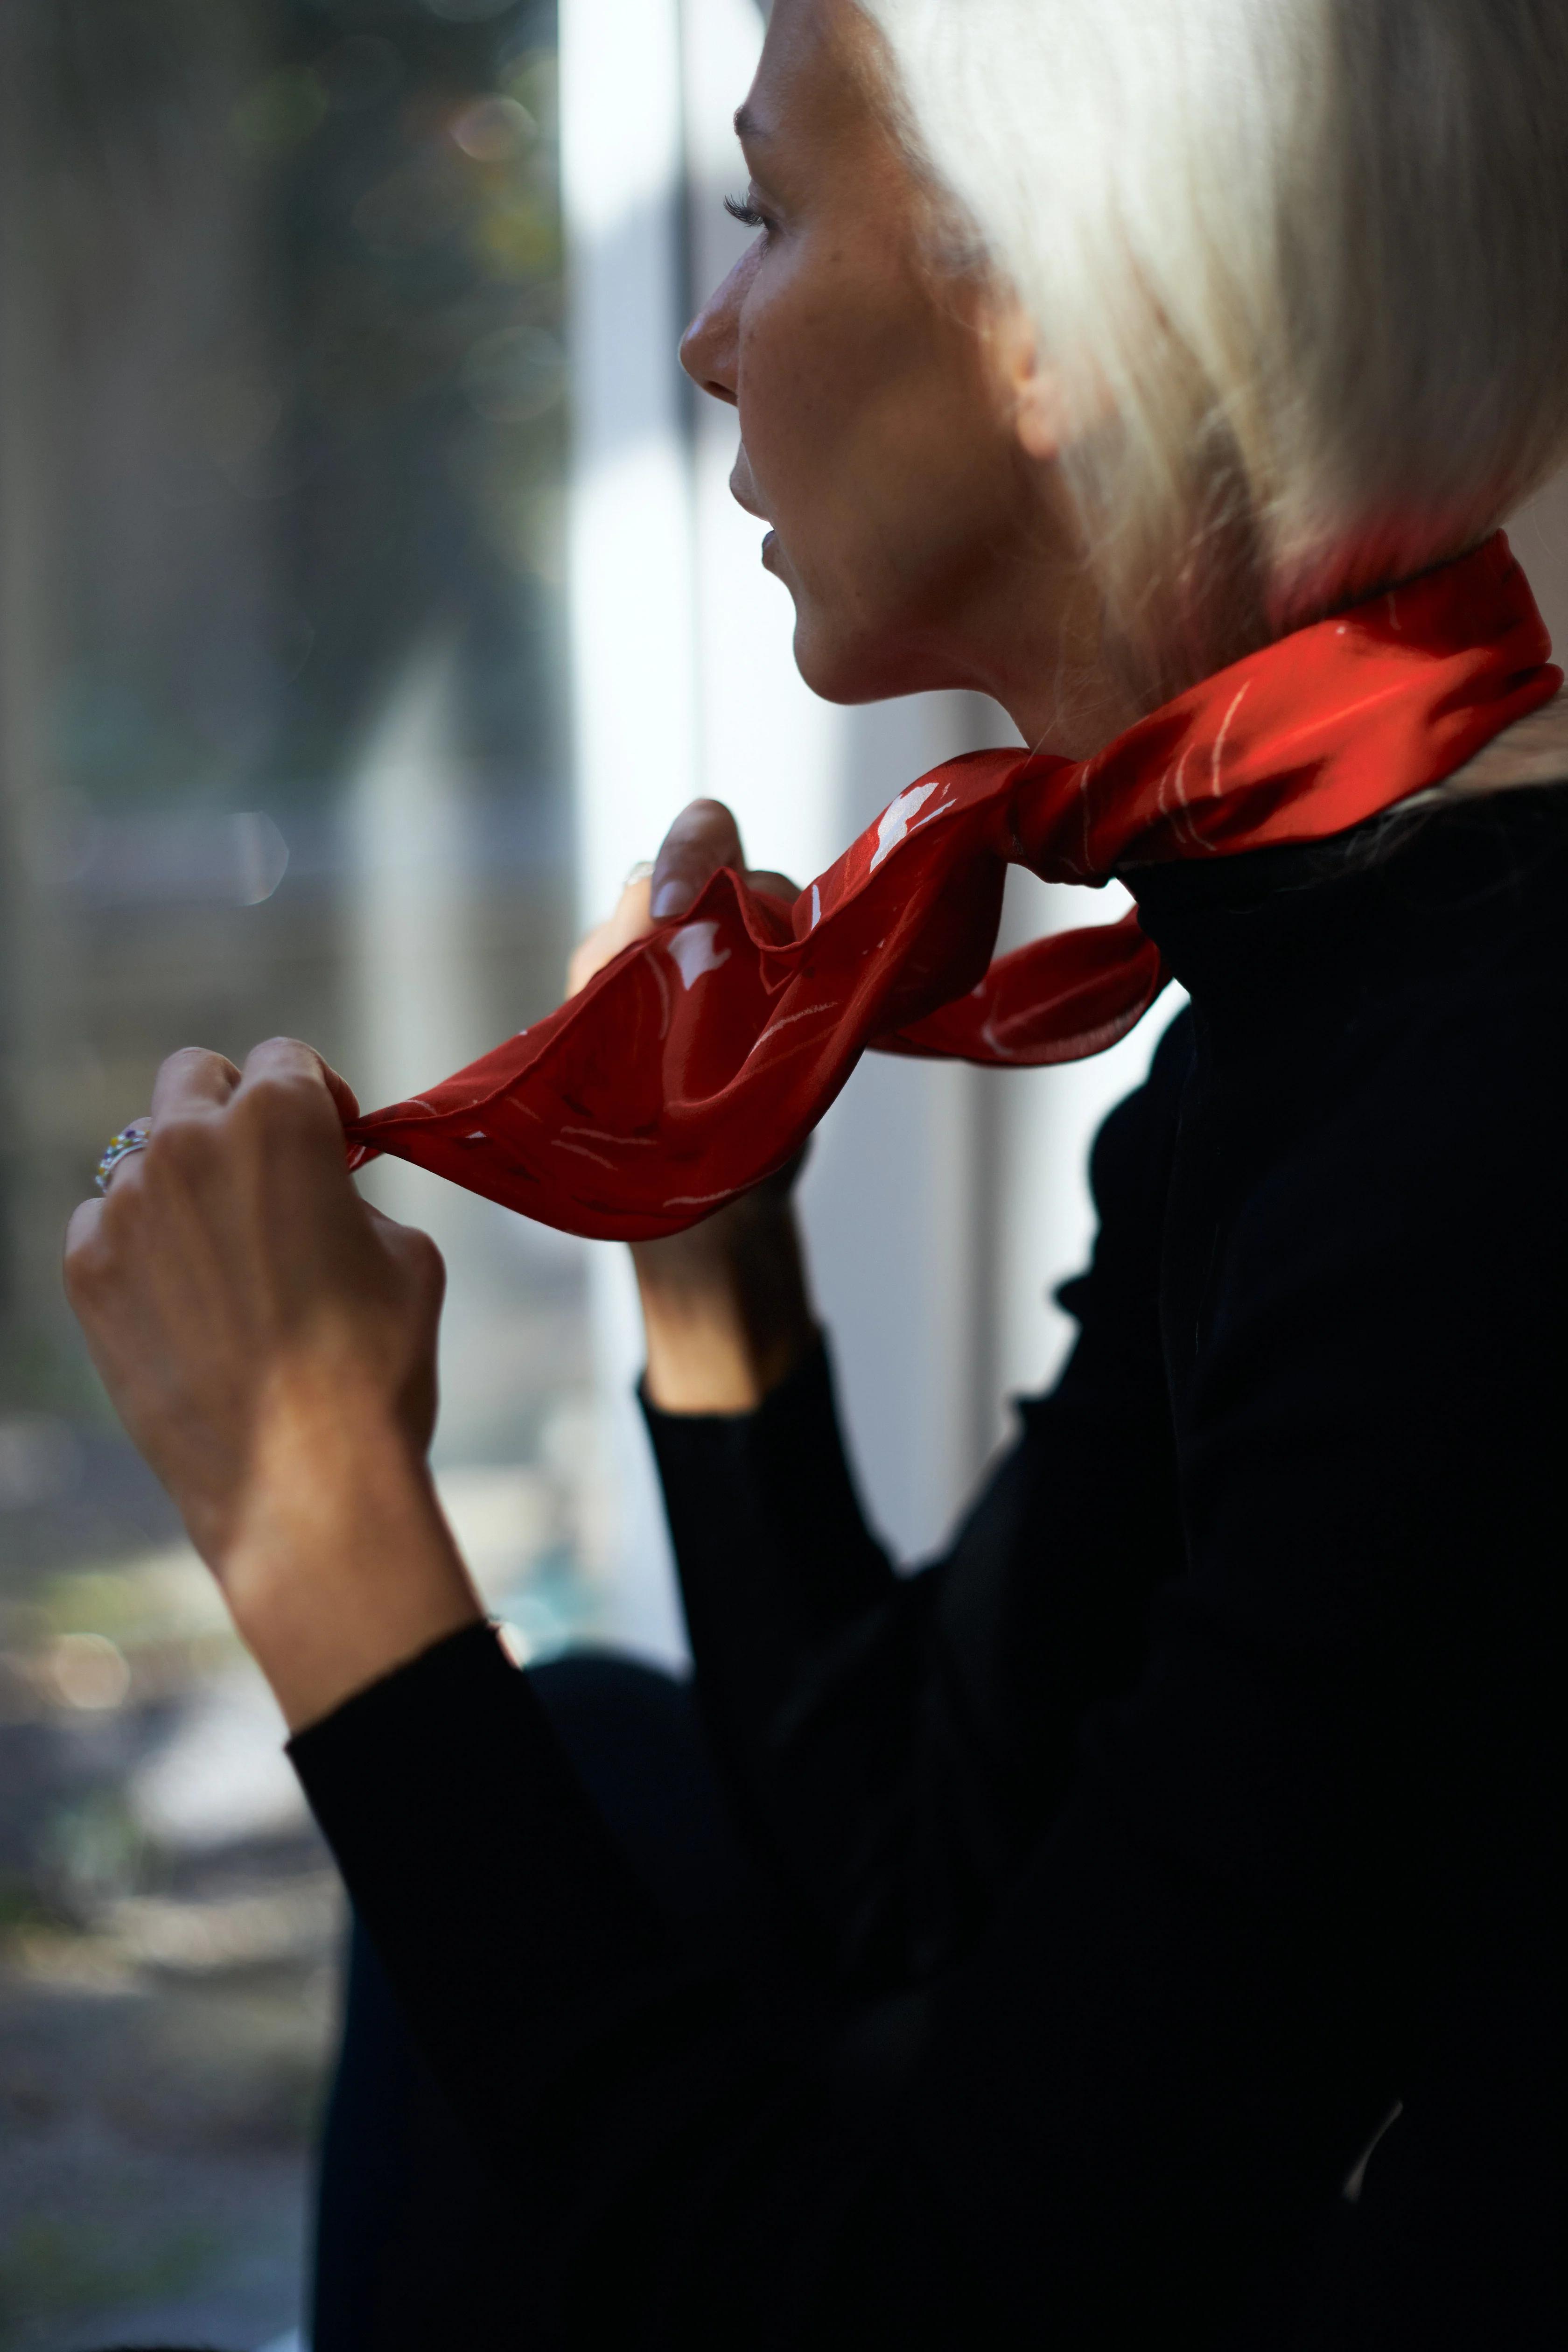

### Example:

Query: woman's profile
xmin=65 ymin=0 xmax=1564 ymax=2344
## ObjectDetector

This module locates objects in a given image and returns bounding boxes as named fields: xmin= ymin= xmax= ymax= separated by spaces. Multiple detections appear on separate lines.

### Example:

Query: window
xmin=0 ymin=5 xmax=591 ymax=2339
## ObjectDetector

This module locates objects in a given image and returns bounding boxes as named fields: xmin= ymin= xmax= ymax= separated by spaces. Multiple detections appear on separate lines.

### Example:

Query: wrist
xmin=217 ymin=1400 xmax=481 ymax=1732
xmin=633 ymin=1201 xmax=816 ymax=1413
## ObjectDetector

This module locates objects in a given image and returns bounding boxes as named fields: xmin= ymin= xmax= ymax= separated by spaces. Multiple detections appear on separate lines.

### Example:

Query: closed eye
xmin=724 ymin=192 xmax=768 ymax=230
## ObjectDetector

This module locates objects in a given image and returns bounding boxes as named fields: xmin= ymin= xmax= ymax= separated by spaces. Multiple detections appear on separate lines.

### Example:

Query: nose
xmin=679 ymin=247 xmax=753 ymax=406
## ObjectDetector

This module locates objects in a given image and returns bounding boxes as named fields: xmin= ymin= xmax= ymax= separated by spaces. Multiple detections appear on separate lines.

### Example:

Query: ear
xmin=989 ymin=298 xmax=1074 ymax=462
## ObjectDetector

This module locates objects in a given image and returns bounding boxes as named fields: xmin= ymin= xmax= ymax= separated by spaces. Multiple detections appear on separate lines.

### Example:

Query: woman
xmin=66 ymin=0 xmax=1564 ymax=2343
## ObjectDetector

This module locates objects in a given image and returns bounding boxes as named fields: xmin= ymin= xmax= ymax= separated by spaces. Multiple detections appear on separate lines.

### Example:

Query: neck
xmin=1002 ymin=668 xmax=1141 ymax=762
xmin=983 ymin=566 xmax=1147 ymax=760
xmin=1416 ymin=686 xmax=1568 ymax=804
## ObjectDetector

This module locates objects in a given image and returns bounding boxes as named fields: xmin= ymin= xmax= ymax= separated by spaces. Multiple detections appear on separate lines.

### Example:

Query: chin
xmin=790 ymin=604 xmax=952 ymax=708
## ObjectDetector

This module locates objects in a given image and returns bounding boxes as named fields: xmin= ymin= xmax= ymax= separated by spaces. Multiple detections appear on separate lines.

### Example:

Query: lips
xmin=728 ymin=449 xmax=770 ymax=525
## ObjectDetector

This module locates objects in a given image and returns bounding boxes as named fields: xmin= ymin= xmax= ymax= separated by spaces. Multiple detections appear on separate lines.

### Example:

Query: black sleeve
xmin=641 ymin=1012 xmax=1191 ymax=1983
xmin=287 ymin=1621 xmax=665 ymax=2176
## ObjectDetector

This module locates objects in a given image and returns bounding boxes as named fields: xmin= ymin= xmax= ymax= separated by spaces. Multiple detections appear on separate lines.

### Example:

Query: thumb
xmin=650 ymin=799 xmax=746 ymax=919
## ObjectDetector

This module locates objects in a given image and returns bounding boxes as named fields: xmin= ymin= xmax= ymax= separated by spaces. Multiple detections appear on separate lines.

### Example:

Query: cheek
xmin=739 ymin=317 xmax=902 ymax=628
xmin=743 ymin=280 xmax=1010 ymax=623
xmin=736 ymin=282 xmax=845 ymax=525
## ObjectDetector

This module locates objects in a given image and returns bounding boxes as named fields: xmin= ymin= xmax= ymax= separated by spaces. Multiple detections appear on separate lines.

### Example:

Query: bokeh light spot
xmin=49 ymin=1632 xmax=132 ymax=1713
xmin=451 ymin=95 xmax=536 ymax=163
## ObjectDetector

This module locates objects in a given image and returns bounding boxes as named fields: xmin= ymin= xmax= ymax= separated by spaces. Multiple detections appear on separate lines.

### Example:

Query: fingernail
xmin=650 ymin=879 xmax=692 ymax=920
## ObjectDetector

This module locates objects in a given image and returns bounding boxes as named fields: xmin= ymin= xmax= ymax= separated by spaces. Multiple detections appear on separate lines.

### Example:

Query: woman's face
xmin=679 ymin=0 xmax=1115 ymax=750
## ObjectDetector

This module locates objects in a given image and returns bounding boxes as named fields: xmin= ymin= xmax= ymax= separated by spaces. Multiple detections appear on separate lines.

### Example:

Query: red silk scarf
xmin=345 ymin=532 xmax=1557 ymax=1240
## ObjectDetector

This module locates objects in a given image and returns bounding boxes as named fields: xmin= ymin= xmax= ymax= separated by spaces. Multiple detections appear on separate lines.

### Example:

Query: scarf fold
xmin=345 ymin=532 xmax=1557 ymax=1240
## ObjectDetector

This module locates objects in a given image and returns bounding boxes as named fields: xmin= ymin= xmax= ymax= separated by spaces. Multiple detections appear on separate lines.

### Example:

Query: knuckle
xmin=235 ymin=1068 xmax=309 ymax=1127
xmin=247 ymin=1037 xmax=321 ymax=1090
xmin=150 ymin=1111 xmax=214 ymax=1174
xmin=155 ymin=1043 xmax=234 ymax=1097
xmin=233 ymin=1069 xmax=290 ymax=1117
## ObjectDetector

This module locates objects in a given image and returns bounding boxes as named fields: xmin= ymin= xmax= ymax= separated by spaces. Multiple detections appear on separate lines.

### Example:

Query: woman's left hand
xmin=567 ymin=802 xmax=818 ymax=1413
xmin=64 ymin=1038 xmax=481 ymax=1729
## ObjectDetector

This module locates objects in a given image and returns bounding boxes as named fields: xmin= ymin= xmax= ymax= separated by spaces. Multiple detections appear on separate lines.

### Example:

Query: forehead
xmin=741 ymin=0 xmax=882 ymax=157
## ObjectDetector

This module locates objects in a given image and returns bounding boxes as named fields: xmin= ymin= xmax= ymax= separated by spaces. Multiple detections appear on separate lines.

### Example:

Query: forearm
xmin=642 ymin=1337 xmax=927 ymax=1965
xmin=219 ymin=1387 xmax=482 ymax=1733
xmin=633 ymin=1198 xmax=984 ymax=1976
xmin=289 ymin=1622 xmax=665 ymax=2186
xmin=633 ymin=1194 xmax=817 ymax=1413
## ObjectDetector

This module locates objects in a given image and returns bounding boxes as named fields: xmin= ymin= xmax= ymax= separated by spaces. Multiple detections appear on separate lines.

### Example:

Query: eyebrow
xmin=733 ymin=101 xmax=769 ymax=144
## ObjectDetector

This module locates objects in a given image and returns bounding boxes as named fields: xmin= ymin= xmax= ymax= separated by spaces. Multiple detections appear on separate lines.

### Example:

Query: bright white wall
xmin=559 ymin=0 xmax=699 ymax=1661
xmin=559 ymin=0 xmax=696 ymax=933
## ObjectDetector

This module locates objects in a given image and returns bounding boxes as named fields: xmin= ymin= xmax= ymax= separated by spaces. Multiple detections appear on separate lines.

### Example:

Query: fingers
xmin=747 ymin=868 xmax=799 ymax=905
xmin=308 ymin=1053 xmax=361 ymax=1126
xmin=567 ymin=871 xmax=653 ymax=997
xmin=143 ymin=1041 xmax=354 ymax=1165
xmin=217 ymin=1043 xmax=367 ymax=1222
xmin=650 ymin=799 xmax=746 ymax=919
xmin=234 ymin=1036 xmax=353 ymax=1131
xmin=151 ymin=1047 xmax=241 ymax=1124
xmin=113 ymin=1043 xmax=355 ymax=1254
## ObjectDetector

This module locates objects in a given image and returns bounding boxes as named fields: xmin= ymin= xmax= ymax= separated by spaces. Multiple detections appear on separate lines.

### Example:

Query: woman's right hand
xmin=63 ymin=1040 xmax=481 ymax=1730
xmin=569 ymin=800 xmax=818 ymax=1415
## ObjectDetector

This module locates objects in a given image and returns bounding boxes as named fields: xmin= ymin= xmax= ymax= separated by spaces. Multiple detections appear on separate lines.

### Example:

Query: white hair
xmin=855 ymin=0 xmax=1568 ymax=702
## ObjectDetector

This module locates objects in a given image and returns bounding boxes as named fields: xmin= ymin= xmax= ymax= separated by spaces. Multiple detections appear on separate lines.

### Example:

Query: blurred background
xmin=0 ymin=3 xmax=585 ymax=2344
xmin=1 ymin=1 xmax=1566 ymax=2344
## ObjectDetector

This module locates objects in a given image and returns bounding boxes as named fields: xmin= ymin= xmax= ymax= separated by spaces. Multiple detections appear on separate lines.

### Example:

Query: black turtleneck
xmin=291 ymin=783 xmax=1564 ymax=2350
